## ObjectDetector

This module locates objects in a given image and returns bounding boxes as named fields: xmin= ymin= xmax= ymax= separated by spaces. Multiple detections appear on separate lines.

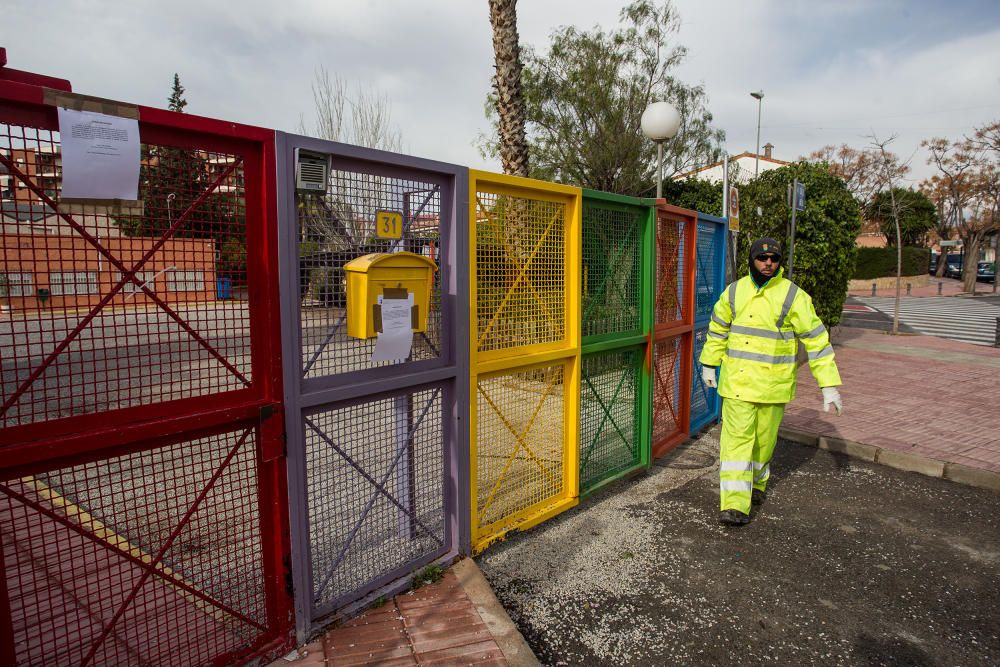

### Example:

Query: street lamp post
xmin=750 ymin=90 xmax=764 ymax=178
xmin=641 ymin=101 xmax=681 ymax=198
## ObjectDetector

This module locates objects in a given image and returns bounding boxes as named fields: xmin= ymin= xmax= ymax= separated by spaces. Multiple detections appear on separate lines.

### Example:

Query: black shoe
xmin=751 ymin=489 xmax=767 ymax=507
xmin=719 ymin=509 xmax=750 ymax=526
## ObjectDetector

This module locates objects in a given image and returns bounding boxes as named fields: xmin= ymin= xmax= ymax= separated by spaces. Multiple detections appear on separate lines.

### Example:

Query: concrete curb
xmin=779 ymin=428 xmax=1000 ymax=494
xmin=452 ymin=558 xmax=541 ymax=667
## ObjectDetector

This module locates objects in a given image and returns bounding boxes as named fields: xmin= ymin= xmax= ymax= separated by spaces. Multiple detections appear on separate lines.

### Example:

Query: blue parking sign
xmin=794 ymin=181 xmax=806 ymax=211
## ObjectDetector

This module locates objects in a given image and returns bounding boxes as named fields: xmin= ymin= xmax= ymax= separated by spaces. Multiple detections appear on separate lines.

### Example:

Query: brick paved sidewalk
xmin=783 ymin=326 xmax=1000 ymax=476
xmin=271 ymin=560 xmax=536 ymax=667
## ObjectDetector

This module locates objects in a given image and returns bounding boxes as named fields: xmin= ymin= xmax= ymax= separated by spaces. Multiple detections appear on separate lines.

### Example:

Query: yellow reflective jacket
xmin=699 ymin=268 xmax=841 ymax=404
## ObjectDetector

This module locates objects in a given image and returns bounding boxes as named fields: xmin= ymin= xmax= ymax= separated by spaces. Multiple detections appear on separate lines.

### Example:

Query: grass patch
xmin=412 ymin=564 xmax=444 ymax=590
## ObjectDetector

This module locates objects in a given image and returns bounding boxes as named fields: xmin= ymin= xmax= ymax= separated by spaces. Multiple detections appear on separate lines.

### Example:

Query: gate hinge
xmin=260 ymin=404 xmax=275 ymax=422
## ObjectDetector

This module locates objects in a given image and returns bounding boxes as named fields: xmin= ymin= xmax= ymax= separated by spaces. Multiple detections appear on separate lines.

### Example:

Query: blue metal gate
xmin=690 ymin=213 xmax=728 ymax=434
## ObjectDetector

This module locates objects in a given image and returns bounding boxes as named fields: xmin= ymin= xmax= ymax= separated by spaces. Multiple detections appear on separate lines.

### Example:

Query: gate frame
xmin=468 ymin=170 xmax=582 ymax=554
xmin=651 ymin=201 xmax=697 ymax=459
xmin=578 ymin=189 xmax=654 ymax=497
xmin=0 ymin=73 xmax=294 ymax=663
xmin=691 ymin=212 xmax=728 ymax=434
xmin=275 ymin=133 xmax=469 ymax=642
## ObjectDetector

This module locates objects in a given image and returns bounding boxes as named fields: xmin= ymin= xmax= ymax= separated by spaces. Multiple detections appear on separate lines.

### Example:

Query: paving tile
xmin=328 ymin=637 xmax=412 ymax=661
xmin=326 ymin=622 xmax=407 ymax=646
xmin=329 ymin=644 xmax=415 ymax=666
xmin=402 ymin=610 xmax=485 ymax=631
xmin=416 ymin=639 xmax=505 ymax=665
xmin=406 ymin=620 xmax=489 ymax=642
xmin=409 ymin=626 xmax=494 ymax=653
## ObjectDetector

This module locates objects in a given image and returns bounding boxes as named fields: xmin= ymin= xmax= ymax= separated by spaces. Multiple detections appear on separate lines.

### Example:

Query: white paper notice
xmin=57 ymin=107 xmax=141 ymax=200
xmin=371 ymin=294 xmax=414 ymax=363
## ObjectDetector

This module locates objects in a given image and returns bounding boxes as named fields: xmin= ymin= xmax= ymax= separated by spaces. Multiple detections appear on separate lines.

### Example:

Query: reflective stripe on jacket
xmin=698 ymin=268 xmax=841 ymax=404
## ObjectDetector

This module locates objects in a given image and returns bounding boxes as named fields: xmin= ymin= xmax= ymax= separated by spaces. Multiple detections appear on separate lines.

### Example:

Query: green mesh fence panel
xmin=581 ymin=201 xmax=643 ymax=339
xmin=579 ymin=347 xmax=643 ymax=493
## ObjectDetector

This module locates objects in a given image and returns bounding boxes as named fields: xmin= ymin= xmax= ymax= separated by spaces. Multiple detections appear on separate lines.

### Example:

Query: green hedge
xmin=853 ymin=247 xmax=930 ymax=280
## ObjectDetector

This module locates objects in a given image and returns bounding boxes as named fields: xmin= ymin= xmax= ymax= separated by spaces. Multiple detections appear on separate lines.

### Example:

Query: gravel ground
xmin=477 ymin=427 xmax=1000 ymax=666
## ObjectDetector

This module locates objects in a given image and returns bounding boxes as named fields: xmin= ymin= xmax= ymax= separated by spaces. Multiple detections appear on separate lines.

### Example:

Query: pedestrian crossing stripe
xmin=855 ymin=296 xmax=1000 ymax=346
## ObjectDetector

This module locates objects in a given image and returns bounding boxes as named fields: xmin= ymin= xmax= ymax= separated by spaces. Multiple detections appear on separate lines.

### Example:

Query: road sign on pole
xmin=787 ymin=179 xmax=804 ymax=279
xmin=729 ymin=186 xmax=740 ymax=231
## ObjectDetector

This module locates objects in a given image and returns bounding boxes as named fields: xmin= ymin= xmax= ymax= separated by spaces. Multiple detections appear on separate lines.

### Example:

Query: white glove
xmin=822 ymin=386 xmax=842 ymax=415
xmin=701 ymin=365 xmax=717 ymax=389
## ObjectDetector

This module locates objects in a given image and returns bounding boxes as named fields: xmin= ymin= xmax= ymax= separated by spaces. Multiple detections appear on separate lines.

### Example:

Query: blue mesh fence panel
xmin=690 ymin=214 xmax=727 ymax=434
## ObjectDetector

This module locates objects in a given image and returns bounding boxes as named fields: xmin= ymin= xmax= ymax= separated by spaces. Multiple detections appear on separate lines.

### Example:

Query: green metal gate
xmin=578 ymin=191 xmax=654 ymax=496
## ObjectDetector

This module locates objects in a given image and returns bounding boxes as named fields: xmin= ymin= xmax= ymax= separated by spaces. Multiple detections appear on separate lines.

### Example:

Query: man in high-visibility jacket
xmin=700 ymin=237 xmax=843 ymax=526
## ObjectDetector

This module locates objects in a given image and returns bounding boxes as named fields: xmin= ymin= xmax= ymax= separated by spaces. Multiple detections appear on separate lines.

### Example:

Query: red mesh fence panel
xmin=0 ymin=425 xmax=268 ymax=666
xmin=1 ymin=121 xmax=252 ymax=429
xmin=654 ymin=209 xmax=693 ymax=329
xmin=1 ymin=83 xmax=289 ymax=664
xmin=651 ymin=335 xmax=690 ymax=456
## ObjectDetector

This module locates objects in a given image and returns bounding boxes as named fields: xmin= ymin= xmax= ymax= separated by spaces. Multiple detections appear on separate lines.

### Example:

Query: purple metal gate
xmin=274 ymin=134 xmax=468 ymax=640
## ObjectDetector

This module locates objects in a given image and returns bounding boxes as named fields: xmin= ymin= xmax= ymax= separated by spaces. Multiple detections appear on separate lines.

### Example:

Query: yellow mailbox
xmin=343 ymin=252 xmax=438 ymax=339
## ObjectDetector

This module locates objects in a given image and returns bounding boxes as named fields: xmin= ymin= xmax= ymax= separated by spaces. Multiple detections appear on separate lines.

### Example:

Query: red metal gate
xmin=0 ymin=60 xmax=292 ymax=664
xmin=651 ymin=202 xmax=695 ymax=459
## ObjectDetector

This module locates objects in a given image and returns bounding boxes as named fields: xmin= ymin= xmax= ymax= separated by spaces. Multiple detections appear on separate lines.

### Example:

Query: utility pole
xmin=750 ymin=91 xmax=764 ymax=178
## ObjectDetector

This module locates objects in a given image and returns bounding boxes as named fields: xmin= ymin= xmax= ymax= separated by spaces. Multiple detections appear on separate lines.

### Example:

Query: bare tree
xmin=296 ymin=66 xmax=405 ymax=258
xmin=299 ymin=65 xmax=402 ymax=152
xmin=869 ymin=135 xmax=910 ymax=334
xmin=807 ymin=144 xmax=909 ymax=211
xmin=969 ymin=120 xmax=1000 ymax=155
xmin=921 ymin=136 xmax=988 ymax=292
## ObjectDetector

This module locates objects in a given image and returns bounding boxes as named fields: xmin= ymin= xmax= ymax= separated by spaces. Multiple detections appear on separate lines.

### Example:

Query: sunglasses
xmin=756 ymin=254 xmax=780 ymax=263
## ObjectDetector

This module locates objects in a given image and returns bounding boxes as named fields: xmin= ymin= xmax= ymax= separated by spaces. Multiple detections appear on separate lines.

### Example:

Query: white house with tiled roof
xmin=674 ymin=144 xmax=790 ymax=184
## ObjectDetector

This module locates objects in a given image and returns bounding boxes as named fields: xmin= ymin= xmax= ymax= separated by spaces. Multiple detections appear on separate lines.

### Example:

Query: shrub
xmin=737 ymin=162 xmax=862 ymax=328
xmin=853 ymin=247 xmax=930 ymax=280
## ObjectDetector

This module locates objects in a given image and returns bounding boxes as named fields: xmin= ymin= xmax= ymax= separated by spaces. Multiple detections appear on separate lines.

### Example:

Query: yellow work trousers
xmin=719 ymin=398 xmax=785 ymax=514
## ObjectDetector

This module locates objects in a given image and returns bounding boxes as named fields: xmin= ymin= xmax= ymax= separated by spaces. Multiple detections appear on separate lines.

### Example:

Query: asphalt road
xmin=477 ymin=428 xmax=1000 ymax=666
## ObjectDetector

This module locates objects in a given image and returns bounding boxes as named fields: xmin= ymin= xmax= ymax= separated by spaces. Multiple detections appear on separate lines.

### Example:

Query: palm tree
xmin=489 ymin=0 xmax=529 ymax=177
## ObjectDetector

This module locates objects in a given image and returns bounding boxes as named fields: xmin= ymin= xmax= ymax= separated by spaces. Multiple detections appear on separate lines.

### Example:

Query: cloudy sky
xmin=5 ymin=0 xmax=1000 ymax=184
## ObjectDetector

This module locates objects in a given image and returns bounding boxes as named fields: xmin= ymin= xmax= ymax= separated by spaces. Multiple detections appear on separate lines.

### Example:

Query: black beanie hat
xmin=750 ymin=237 xmax=783 ymax=261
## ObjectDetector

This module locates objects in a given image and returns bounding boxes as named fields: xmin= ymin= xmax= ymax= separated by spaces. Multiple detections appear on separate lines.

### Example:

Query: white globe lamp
xmin=641 ymin=101 xmax=681 ymax=198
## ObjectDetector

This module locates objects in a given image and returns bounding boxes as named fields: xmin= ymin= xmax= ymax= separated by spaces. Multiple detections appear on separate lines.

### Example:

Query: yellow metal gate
xmin=469 ymin=171 xmax=581 ymax=554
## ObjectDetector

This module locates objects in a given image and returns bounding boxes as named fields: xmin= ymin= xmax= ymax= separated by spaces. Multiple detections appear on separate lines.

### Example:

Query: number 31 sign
xmin=375 ymin=210 xmax=403 ymax=239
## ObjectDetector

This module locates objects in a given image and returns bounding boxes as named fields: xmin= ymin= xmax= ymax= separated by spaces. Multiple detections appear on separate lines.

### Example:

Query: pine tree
xmin=116 ymin=72 xmax=247 ymax=281
xmin=168 ymin=74 xmax=188 ymax=113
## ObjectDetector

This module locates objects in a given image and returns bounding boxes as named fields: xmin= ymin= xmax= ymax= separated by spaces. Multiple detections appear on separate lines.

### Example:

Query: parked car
xmin=930 ymin=253 xmax=964 ymax=278
xmin=929 ymin=252 xmax=963 ymax=276
xmin=977 ymin=261 xmax=996 ymax=283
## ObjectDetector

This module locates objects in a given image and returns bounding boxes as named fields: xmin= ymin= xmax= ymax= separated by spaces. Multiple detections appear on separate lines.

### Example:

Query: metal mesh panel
xmin=655 ymin=215 xmax=690 ymax=327
xmin=690 ymin=326 xmax=713 ymax=429
xmin=474 ymin=192 xmax=565 ymax=354
xmin=652 ymin=336 xmax=683 ymax=445
xmin=476 ymin=364 xmax=565 ymax=528
xmin=1 ymin=122 xmax=252 ymax=428
xmin=580 ymin=348 xmax=642 ymax=492
xmin=297 ymin=170 xmax=442 ymax=379
xmin=304 ymin=388 xmax=446 ymax=612
xmin=581 ymin=203 xmax=642 ymax=338
xmin=695 ymin=221 xmax=722 ymax=321
xmin=0 ymin=427 xmax=266 ymax=665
